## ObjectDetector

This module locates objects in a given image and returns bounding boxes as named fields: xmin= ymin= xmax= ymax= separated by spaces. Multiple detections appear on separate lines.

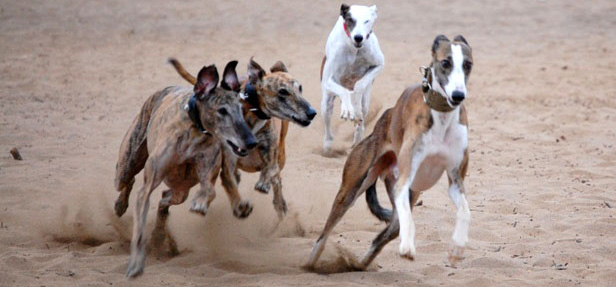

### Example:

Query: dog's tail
xmin=365 ymin=184 xmax=393 ymax=222
xmin=168 ymin=58 xmax=197 ymax=85
xmin=361 ymin=149 xmax=397 ymax=223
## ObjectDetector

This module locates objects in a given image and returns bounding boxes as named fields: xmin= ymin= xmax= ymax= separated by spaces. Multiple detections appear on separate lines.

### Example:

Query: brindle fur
xmin=306 ymin=36 xmax=472 ymax=271
xmin=169 ymin=58 xmax=316 ymax=219
xmin=115 ymin=62 xmax=257 ymax=278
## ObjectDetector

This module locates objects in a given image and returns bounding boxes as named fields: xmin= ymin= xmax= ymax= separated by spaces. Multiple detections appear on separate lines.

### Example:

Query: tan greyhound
xmin=169 ymin=58 xmax=316 ymax=219
xmin=114 ymin=61 xmax=258 ymax=278
xmin=306 ymin=35 xmax=473 ymax=271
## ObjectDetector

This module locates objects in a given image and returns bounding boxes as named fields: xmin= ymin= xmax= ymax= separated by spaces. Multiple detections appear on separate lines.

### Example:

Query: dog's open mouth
xmin=448 ymin=98 xmax=462 ymax=107
xmin=226 ymin=140 xmax=249 ymax=157
xmin=292 ymin=116 xmax=312 ymax=127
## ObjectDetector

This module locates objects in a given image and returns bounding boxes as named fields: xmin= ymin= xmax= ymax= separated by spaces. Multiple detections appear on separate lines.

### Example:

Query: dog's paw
xmin=114 ymin=198 xmax=128 ymax=217
xmin=233 ymin=200 xmax=253 ymax=219
xmin=254 ymin=180 xmax=271 ymax=194
xmin=274 ymin=198 xmax=288 ymax=219
xmin=340 ymin=101 xmax=356 ymax=121
xmin=189 ymin=200 xmax=209 ymax=216
xmin=448 ymin=246 xmax=465 ymax=267
xmin=399 ymin=244 xmax=416 ymax=261
xmin=126 ymin=261 xmax=144 ymax=279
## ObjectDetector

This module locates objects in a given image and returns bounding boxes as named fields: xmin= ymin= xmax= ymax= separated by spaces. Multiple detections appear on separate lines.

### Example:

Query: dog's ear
xmin=432 ymin=35 xmax=450 ymax=54
xmin=454 ymin=35 xmax=470 ymax=48
xmin=195 ymin=65 xmax=219 ymax=99
xmin=340 ymin=4 xmax=350 ymax=17
xmin=370 ymin=5 xmax=377 ymax=18
xmin=221 ymin=60 xmax=240 ymax=92
xmin=248 ymin=57 xmax=266 ymax=85
xmin=270 ymin=61 xmax=288 ymax=73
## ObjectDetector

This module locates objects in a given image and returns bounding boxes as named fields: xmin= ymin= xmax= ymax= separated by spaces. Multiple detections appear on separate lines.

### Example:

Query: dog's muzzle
xmin=451 ymin=91 xmax=465 ymax=105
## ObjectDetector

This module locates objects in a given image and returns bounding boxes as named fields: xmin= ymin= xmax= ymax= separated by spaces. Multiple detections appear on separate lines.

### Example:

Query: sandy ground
xmin=1 ymin=0 xmax=615 ymax=286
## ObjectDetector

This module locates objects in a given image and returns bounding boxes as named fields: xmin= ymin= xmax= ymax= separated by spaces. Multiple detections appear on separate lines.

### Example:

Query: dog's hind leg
xmin=321 ymin=91 xmax=336 ymax=154
xmin=114 ymin=133 xmax=148 ymax=217
xmin=305 ymin=184 xmax=359 ymax=269
xmin=306 ymin=150 xmax=396 ymax=269
xmin=114 ymin=178 xmax=134 ymax=217
xmin=359 ymin=170 xmax=401 ymax=268
xmin=151 ymin=188 xmax=189 ymax=256
xmin=359 ymin=210 xmax=400 ymax=268
xmin=126 ymin=154 xmax=168 ymax=278
xmin=114 ymin=89 xmax=171 ymax=217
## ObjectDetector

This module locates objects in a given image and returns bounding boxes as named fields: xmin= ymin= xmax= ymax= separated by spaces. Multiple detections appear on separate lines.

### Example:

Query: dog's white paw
xmin=448 ymin=245 xmax=465 ymax=267
xmin=189 ymin=200 xmax=209 ymax=216
xmin=254 ymin=180 xmax=271 ymax=194
xmin=399 ymin=244 xmax=416 ymax=261
xmin=340 ymin=101 xmax=356 ymax=121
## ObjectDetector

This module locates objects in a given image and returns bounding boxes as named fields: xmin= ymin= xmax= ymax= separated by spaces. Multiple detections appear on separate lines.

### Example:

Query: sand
xmin=1 ymin=0 xmax=615 ymax=286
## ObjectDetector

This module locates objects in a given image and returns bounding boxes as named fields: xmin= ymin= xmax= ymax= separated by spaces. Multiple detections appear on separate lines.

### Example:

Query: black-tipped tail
xmin=366 ymin=183 xmax=393 ymax=222
xmin=168 ymin=57 xmax=197 ymax=85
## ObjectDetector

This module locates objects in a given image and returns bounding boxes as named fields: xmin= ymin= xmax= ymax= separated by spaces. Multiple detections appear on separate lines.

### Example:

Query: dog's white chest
xmin=410 ymin=109 xmax=467 ymax=191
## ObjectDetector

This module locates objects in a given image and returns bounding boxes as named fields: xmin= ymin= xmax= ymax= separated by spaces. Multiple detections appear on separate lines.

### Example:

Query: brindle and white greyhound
xmin=114 ymin=61 xmax=258 ymax=278
xmin=306 ymin=35 xmax=473 ymax=271
xmin=168 ymin=58 xmax=317 ymax=219
xmin=321 ymin=4 xmax=384 ymax=154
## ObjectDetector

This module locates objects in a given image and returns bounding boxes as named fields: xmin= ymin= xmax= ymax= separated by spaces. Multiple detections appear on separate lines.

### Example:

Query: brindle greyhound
xmin=306 ymin=35 xmax=473 ymax=271
xmin=169 ymin=58 xmax=317 ymax=219
xmin=114 ymin=61 xmax=258 ymax=278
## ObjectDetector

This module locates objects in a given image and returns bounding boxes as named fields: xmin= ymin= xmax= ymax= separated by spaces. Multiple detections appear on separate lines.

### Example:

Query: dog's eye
xmin=299 ymin=85 xmax=303 ymax=93
xmin=463 ymin=60 xmax=473 ymax=71
xmin=218 ymin=108 xmax=228 ymax=116
xmin=278 ymin=89 xmax=290 ymax=96
xmin=364 ymin=20 xmax=369 ymax=24
xmin=441 ymin=60 xmax=451 ymax=69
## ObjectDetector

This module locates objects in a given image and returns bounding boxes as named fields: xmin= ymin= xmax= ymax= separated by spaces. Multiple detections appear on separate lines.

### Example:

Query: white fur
xmin=321 ymin=4 xmax=384 ymax=152
xmin=449 ymin=185 xmax=471 ymax=246
xmin=444 ymin=44 xmax=467 ymax=99
xmin=395 ymin=107 xmax=470 ymax=257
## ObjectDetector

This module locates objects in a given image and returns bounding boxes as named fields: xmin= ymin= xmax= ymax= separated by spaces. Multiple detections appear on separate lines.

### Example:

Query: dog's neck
xmin=240 ymin=83 xmax=271 ymax=120
xmin=185 ymin=94 xmax=211 ymax=135
xmin=421 ymin=66 xmax=457 ymax=113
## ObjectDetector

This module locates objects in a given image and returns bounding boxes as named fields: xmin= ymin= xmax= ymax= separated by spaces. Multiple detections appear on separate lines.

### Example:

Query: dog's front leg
xmin=254 ymin=129 xmax=286 ymax=218
xmin=220 ymin=148 xmax=253 ymax=219
xmin=324 ymin=77 xmax=355 ymax=121
xmin=446 ymin=159 xmax=471 ymax=266
xmin=394 ymin=140 xmax=425 ymax=260
xmin=254 ymin=128 xmax=276 ymax=194
xmin=189 ymin=149 xmax=222 ymax=216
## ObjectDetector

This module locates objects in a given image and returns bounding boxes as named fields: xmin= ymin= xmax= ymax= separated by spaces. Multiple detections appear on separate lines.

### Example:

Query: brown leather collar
xmin=420 ymin=66 xmax=456 ymax=113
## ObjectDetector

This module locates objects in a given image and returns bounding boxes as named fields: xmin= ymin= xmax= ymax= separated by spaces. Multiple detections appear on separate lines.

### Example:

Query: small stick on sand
xmin=9 ymin=147 xmax=23 ymax=160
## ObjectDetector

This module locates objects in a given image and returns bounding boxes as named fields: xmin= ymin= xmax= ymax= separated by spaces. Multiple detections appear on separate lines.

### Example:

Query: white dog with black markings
xmin=320 ymin=3 xmax=384 ymax=154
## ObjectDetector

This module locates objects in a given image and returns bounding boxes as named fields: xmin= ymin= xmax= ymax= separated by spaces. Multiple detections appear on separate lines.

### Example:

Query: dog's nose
xmin=353 ymin=35 xmax=363 ymax=43
xmin=451 ymin=91 xmax=465 ymax=104
xmin=246 ymin=139 xmax=257 ymax=150
xmin=306 ymin=108 xmax=317 ymax=120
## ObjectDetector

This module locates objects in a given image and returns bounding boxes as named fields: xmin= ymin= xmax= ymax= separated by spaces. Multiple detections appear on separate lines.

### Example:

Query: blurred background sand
xmin=1 ymin=0 xmax=615 ymax=286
